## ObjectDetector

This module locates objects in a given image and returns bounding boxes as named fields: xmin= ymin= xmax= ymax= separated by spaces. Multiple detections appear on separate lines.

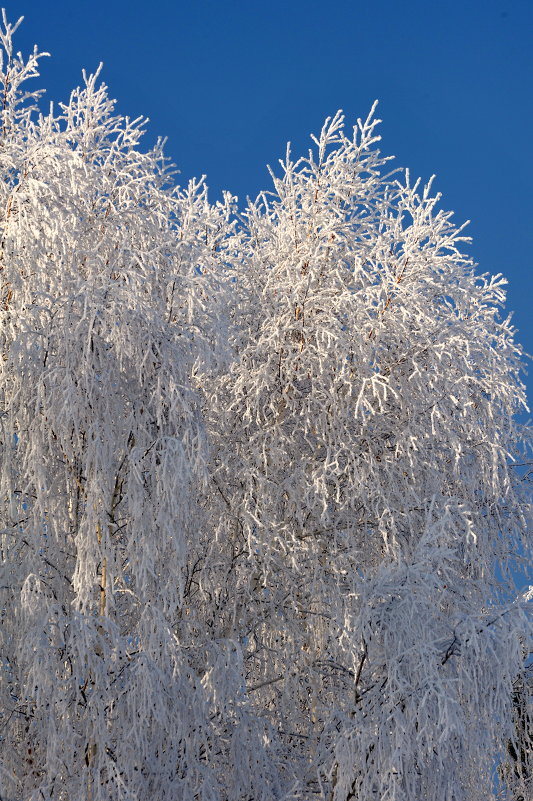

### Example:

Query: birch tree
xmin=0 ymin=13 xmax=250 ymax=801
xmin=201 ymin=109 xmax=532 ymax=799
xmin=0 ymin=13 xmax=531 ymax=801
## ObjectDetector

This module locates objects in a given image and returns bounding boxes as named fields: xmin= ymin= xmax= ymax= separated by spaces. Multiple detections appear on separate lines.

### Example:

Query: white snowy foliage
xmin=0 ymin=14 xmax=531 ymax=801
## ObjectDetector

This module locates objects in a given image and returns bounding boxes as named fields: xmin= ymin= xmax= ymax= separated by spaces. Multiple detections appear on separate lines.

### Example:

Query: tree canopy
xmin=0 ymin=14 xmax=531 ymax=801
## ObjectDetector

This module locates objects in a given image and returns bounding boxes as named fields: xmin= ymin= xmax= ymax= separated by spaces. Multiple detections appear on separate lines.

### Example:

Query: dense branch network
xmin=0 ymin=14 xmax=531 ymax=801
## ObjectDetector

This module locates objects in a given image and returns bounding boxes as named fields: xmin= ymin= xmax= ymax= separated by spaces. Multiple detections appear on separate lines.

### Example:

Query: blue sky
xmin=15 ymin=0 xmax=533 ymax=408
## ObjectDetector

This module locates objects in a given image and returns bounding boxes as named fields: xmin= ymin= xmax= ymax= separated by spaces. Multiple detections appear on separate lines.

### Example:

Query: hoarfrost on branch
xmin=0 ymin=14 xmax=531 ymax=801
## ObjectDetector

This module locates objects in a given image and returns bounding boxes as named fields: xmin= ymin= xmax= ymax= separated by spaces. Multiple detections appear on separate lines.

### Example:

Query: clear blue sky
xmin=15 ymin=0 xmax=533 ymax=408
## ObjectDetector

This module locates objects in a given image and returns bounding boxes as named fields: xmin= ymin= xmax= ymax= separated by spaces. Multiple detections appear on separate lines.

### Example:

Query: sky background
xmin=13 ymin=0 xmax=533 ymax=410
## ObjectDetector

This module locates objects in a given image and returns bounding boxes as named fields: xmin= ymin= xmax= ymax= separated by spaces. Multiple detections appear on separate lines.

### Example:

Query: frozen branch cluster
xmin=0 ymin=15 xmax=531 ymax=801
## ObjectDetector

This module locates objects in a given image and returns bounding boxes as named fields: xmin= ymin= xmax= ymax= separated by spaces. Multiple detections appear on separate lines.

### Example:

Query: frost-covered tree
xmin=0 ymin=13 xmax=245 ymax=801
xmin=0 ymin=13 xmax=531 ymax=801
xmin=201 ymin=107 xmax=532 ymax=800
